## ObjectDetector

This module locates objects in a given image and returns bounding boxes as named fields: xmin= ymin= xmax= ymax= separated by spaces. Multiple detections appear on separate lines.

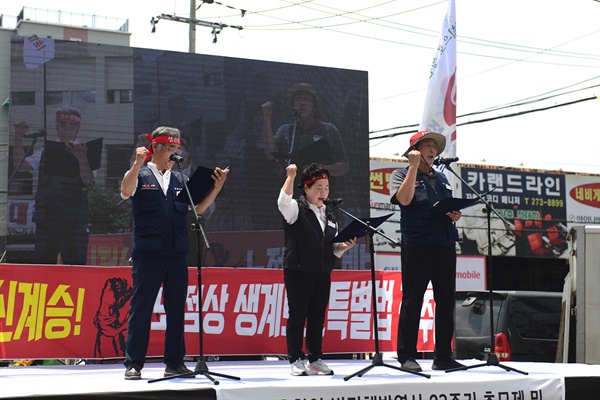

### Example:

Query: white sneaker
xmin=290 ymin=359 xmax=309 ymax=376
xmin=307 ymin=359 xmax=334 ymax=375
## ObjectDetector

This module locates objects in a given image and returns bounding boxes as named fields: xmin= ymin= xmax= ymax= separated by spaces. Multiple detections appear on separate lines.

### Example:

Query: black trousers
xmin=124 ymin=256 xmax=188 ymax=369
xmin=34 ymin=223 xmax=89 ymax=265
xmin=396 ymin=241 xmax=457 ymax=362
xmin=284 ymin=268 xmax=331 ymax=363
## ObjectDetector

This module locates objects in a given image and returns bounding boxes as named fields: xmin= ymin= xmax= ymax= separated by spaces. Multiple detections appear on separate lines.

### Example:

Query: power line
xmin=369 ymin=95 xmax=597 ymax=141
xmin=458 ymin=83 xmax=600 ymax=119
xmin=370 ymin=78 xmax=599 ymax=135
xmin=203 ymin=1 xmax=600 ymax=65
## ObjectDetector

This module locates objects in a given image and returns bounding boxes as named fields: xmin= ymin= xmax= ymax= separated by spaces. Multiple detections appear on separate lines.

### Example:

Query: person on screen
xmin=120 ymin=126 xmax=228 ymax=380
xmin=262 ymin=83 xmax=349 ymax=177
xmin=388 ymin=131 xmax=465 ymax=372
xmin=12 ymin=106 xmax=94 ymax=265
xmin=278 ymin=162 xmax=356 ymax=376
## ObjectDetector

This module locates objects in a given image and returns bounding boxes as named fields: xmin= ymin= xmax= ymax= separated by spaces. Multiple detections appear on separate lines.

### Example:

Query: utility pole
xmin=189 ymin=0 xmax=196 ymax=53
xmin=150 ymin=0 xmax=244 ymax=53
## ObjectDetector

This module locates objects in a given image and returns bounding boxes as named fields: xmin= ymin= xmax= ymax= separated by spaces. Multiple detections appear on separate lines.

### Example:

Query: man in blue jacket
xmin=120 ymin=126 xmax=228 ymax=380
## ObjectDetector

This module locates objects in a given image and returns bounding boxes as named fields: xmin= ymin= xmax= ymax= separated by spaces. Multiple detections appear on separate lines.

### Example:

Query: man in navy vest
xmin=389 ymin=131 xmax=465 ymax=372
xmin=120 ymin=126 xmax=228 ymax=380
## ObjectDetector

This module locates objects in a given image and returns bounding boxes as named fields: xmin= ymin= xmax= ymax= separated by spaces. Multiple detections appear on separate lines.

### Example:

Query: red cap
xmin=402 ymin=130 xmax=446 ymax=157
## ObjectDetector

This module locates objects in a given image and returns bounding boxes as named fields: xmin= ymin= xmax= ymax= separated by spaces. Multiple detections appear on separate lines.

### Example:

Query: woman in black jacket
xmin=277 ymin=162 xmax=356 ymax=376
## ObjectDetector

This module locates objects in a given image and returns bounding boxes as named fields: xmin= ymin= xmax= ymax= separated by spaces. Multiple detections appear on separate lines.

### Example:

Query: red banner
xmin=0 ymin=264 xmax=441 ymax=360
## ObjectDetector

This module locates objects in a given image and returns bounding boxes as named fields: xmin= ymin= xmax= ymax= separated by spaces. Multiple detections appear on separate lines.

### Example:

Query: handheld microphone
xmin=169 ymin=153 xmax=184 ymax=164
xmin=23 ymin=129 xmax=46 ymax=138
xmin=433 ymin=156 xmax=459 ymax=166
xmin=292 ymin=108 xmax=300 ymax=119
xmin=323 ymin=198 xmax=343 ymax=206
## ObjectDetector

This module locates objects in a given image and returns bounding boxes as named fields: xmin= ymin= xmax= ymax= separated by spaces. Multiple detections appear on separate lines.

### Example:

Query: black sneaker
xmin=124 ymin=363 xmax=142 ymax=380
xmin=432 ymin=357 xmax=465 ymax=371
xmin=164 ymin=364 xmax=194 ymax=378
xmin=400 ymin=358 xmax=422 ymax=372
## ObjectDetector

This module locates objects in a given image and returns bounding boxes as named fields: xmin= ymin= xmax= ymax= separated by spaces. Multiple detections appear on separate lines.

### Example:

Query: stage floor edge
xmin=1 ymin=358 xmax=599 ymax=400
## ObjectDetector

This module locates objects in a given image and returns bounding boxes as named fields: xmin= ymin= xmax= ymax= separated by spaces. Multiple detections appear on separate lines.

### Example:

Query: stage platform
xmin=1 ymin=357 xmax=599 ymax=400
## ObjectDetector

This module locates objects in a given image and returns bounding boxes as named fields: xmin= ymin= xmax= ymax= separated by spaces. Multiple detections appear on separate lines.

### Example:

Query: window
xmin=11 ymin=91 xmax=36 ymax=106
xmin=119 ymin=89 xmax=133 ymax=103
xmin=46 ymin=91 xmax=66 ymax=105
xmin=107 ymin=89 xmax=133 ymax=104
xmin=106 ymin=90 xmax=116 ymax=104
xmin=47 ymin=90 xmax=96 ymax=105
xmin=72 ymin=90 xmax=96 ymax=105
xmin=510 ymin=297 xmax=561 ymax=340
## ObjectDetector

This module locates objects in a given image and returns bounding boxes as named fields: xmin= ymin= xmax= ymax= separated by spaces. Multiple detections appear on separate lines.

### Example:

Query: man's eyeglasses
xmin=166 ymin=145 xmax=182 ymax=155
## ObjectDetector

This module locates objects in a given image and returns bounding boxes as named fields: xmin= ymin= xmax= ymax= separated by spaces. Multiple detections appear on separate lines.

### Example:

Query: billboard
xmin=458 ymin=167 xmax=569 ymax=258
xmin=369 ymin=159 xmax=599 ymax=259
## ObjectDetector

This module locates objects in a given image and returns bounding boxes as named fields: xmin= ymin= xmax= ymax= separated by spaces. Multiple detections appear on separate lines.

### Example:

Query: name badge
xmin=327 ymin=221 xmax=336 ymax=229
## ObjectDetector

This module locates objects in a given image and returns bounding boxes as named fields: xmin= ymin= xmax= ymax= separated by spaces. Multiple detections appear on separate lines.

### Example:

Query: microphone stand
xmin=287 ymin=110 xmax=299 ymax=166
xmin=149 ymin=159 xmax=240 ymax=384
xmin=439 ymin=161 xmax=527 ymax=375
xmin=330 ymin=204 xmax=430 ymax=381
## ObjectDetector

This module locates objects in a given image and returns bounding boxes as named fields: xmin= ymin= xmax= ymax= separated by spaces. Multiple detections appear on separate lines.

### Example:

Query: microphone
xmin=292 ymin=108 xmax=300 ymax=119
xmin=169 ymin=153 xmax=184 ymax=164
xmin=323 ymin=198 xmax=344 ymax=206
xmin=23 ymin=129 xmax=46 ymax=138
xmin=433 ymin=156 xmax=459 ymax=166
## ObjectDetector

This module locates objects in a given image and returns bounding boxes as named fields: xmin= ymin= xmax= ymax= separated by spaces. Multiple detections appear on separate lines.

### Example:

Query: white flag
xmin=420 ymin=0 xmax=457 ymax=160
xmin=23 ymin=36 xmax=55 ymax=70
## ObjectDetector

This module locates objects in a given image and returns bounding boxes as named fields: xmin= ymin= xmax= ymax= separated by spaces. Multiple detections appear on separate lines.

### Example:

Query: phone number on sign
xmin=524 ymin=198 xmax=564 ymax=207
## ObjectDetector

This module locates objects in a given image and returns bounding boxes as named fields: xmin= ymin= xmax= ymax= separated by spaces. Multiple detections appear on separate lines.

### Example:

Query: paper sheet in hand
xmin=431 ymin=189 xmax=497 ymax=213
xmin=42 ymin=137 xmax=103 ymax=177
xmin=175 ymin=165 xmax=215 ymax=205
xmin=332 ymin=213 xmax=393 ymax=243
xmin=271 ymin=138 xmax=335 ymax=165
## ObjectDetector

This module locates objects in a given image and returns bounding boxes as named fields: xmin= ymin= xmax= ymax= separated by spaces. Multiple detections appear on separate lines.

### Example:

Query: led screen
xmin=7 ymin=37 xmax=370 ymax=268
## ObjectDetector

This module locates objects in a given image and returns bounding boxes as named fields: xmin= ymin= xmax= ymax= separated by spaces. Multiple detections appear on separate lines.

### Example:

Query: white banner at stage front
xmin=214 ymin=360 xmax=564 ymax=400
